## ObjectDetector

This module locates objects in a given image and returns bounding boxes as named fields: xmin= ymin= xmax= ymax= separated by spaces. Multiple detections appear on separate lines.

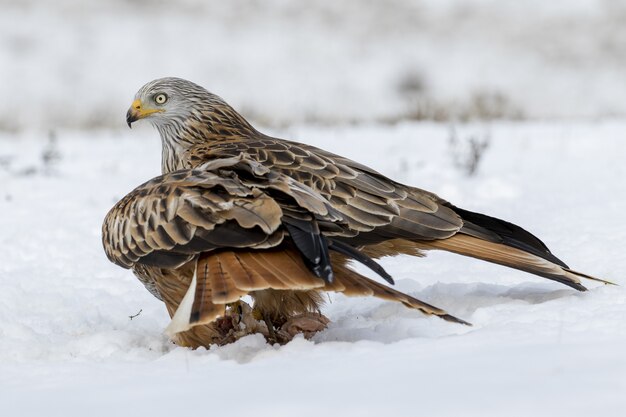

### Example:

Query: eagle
xmin=102 ymin=77 xmax=609 ymax=348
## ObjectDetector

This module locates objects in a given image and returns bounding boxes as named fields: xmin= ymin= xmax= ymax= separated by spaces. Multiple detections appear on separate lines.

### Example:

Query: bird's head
xmin=126 ymin=77 xmax=258 ymax=172
xmin=126 ymin=77 xmax=211 ymax=128
xmin=126 ymin=77 xmax=255 ymax=141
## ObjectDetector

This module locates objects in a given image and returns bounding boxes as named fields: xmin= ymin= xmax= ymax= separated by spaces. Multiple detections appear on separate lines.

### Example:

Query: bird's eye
xmin=154 ymin=93 xmax=168 ymax=105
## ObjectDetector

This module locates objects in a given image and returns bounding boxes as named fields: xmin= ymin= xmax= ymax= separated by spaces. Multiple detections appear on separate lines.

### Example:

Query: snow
xmin=3 ymin=0 xmax=626 ymax=130
xmin=1 ymin=121 xmax=625 ymax=416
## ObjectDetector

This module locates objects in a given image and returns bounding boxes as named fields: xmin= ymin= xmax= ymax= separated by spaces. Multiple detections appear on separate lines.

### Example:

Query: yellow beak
xmin=126 ymin=99 xmax=164 ymax=127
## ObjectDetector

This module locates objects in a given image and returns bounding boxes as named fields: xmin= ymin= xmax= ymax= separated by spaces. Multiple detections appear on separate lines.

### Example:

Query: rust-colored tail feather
xmin=416 ymin=234 xmax=613 ymax=290
xmin=165 ymin=246 xmax=470 ymax=335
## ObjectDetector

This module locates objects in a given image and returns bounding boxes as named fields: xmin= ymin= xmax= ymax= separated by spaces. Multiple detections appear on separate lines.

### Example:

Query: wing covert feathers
xmin=102 ymin=157 xmax=341 ymax=270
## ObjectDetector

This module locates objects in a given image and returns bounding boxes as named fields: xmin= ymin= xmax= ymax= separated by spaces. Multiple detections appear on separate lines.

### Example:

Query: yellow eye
xmin=154 ymin=93 xmax=168 ymax=105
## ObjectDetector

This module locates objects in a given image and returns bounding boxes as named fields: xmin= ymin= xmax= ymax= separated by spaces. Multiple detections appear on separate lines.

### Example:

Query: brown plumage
xmin=103 ymin=77 xmax=610 ymax=348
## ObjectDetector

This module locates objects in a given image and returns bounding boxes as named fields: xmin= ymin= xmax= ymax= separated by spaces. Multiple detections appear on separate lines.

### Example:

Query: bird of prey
xmin=103 ymin=77 xmax=609 ymax=348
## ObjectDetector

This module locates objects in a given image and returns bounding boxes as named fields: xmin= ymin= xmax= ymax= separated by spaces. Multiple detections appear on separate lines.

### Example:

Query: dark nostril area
xmin=134 ymin=104 xmax=141 ymax=109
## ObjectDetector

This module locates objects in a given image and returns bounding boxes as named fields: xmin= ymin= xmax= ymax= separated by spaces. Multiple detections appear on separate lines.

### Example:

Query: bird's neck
xmin=157 ymin=106 xmax=260 ymax=174
xmin=160 ymin=138 xmax=188 ymax=174
xmin=156 ymin=123 xmax=194 ymax=174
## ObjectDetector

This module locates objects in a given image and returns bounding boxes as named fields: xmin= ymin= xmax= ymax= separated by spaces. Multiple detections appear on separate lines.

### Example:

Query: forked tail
xmin=417 ymin=234 xmax=613 ymax=291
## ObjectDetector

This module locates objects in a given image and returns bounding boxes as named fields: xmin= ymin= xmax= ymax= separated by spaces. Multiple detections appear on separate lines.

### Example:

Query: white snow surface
xmin=1 ymin=121 xmax=625 ymax=416
xmin=3 ymin=0 xmax=626 ymax=130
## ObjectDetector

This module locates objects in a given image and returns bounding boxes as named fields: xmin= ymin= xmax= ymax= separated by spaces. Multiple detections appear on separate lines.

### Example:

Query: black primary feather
xmin=327 ymin=239 xmax=395 ymax=285
xmin=283 ymin=220 xmax=334 ymax=283
xmin=446 ymin=204 xmax=569 ymax=268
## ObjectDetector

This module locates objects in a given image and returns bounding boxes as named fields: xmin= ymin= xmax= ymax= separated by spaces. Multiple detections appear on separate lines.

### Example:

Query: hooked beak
xmin=126 ymin=99 xmax=163 ymax=128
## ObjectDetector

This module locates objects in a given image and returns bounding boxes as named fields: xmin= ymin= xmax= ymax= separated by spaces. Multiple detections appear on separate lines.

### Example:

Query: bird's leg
xmin=262 ymin=312 xmax=279 ymax=343
xmin=250 ymin=290 xmax=330 ymax=344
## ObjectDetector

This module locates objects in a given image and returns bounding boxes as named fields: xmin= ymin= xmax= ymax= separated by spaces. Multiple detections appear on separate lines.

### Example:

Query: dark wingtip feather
xmin=314 ymin=263 xmax=335 ymax=283
xmin=447 ymin=204 xmax=569 ymax=268
xmin=328 ymin=238 xmax=395 ymax=285
xmin=441 ymin=314 xmax=473 ymax=326
xmin=284 ymin=221 xmax=335 ymax=283
xmin=540 ymin=272 xmax=588 ymax=291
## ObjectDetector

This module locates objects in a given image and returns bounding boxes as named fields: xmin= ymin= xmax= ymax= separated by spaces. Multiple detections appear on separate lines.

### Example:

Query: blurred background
xmin=1 ymin=0 xmax=626 ymax=131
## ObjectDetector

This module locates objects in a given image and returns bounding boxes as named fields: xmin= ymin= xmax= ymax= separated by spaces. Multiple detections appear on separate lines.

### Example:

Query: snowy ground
xmin=1 ymin=121 xmax=625 ymax=416
xmin=3 ymin=0 xmax=626 ymax=130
